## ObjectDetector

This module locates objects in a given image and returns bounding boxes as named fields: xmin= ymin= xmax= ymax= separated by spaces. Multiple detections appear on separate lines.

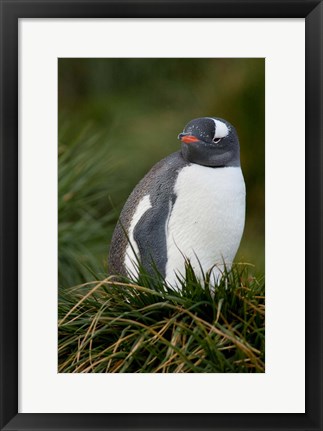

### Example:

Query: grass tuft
xmin=58 ymin=122 xmax=123 ymax=288
xmin=58 ymin=263 xmax=265 ymax=373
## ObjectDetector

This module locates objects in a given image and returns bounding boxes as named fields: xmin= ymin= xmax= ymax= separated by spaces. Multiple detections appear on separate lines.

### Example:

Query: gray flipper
xmin=108 ymin=151 xmax=189 ymax=278
xmin=133 ymin=187 xmax=177 ymax=278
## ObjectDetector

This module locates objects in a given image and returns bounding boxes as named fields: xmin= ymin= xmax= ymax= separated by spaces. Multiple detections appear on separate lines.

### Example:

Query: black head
xmin=178 ymin=117 xmax=240 ymax=167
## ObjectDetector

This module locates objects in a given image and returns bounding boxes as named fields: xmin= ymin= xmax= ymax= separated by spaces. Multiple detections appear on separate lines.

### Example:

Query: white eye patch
xmin=210 ymin=118 xmax=229 ymax=139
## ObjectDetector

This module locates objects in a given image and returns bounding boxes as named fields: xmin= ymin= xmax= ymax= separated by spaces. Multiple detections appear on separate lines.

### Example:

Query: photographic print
xmin=58 ymin=58 xmax=265 ymax=373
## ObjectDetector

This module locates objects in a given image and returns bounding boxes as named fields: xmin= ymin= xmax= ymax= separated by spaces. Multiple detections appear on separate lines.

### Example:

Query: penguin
xmin=108 ymin=117 xmax=246 ymax=287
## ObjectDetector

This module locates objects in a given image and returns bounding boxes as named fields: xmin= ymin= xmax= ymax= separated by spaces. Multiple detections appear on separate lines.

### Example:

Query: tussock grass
xmin=58 ymin=264 xmax=265 ymax=373
xmin=58 ymin=123 xmax=122 ymax=288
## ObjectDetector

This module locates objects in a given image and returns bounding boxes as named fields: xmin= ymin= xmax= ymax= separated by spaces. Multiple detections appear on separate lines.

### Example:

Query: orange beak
xmin=178 ymin=134 xmax=199 ymax=144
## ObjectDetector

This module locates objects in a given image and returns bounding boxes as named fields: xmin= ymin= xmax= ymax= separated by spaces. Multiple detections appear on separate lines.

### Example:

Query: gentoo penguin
xmin=108 ymin=117 xmax=246 ymax=286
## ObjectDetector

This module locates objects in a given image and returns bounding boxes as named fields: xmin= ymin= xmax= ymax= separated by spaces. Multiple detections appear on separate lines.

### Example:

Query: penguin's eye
xmin=212 ymin=138 xmax=222 ymax=144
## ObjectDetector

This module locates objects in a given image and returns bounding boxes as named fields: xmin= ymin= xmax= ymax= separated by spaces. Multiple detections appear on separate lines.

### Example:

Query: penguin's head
xmin=178 ymin=117 xmax=240 ymax=167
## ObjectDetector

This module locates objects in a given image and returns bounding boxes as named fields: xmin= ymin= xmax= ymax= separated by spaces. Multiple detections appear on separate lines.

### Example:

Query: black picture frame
xmin=1 ymin=1 xmax=322 ymax=430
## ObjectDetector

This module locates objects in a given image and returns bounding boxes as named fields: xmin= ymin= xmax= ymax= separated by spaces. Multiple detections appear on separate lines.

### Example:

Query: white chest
xmin=165 ymin=165 xmax=246 ymax=285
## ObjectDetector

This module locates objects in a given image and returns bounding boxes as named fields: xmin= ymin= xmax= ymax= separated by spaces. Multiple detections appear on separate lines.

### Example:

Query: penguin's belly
xmin=165 ymin=165 xmax=246 ymax=285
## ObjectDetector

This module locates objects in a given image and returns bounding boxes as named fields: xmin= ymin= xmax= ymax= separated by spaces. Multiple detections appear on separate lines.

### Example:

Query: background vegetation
xmin=58 ymin=58 xmax=265 ymax=372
